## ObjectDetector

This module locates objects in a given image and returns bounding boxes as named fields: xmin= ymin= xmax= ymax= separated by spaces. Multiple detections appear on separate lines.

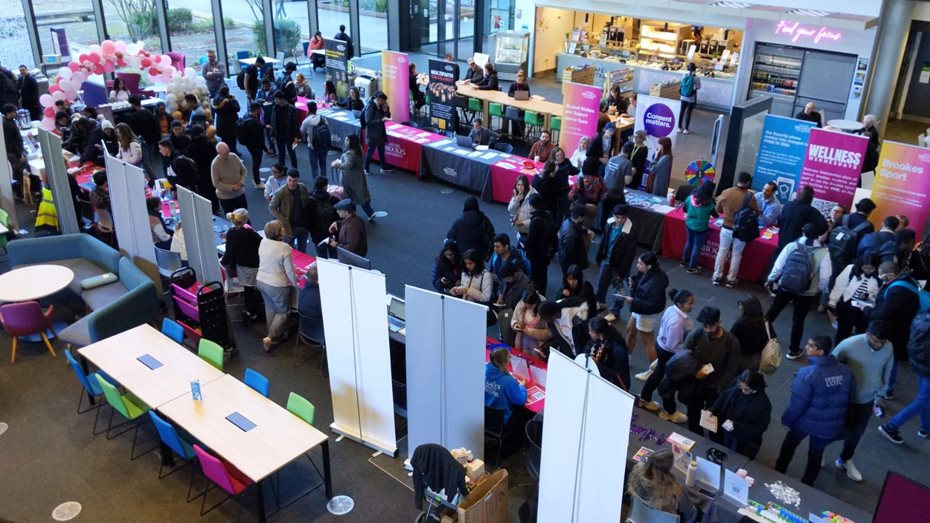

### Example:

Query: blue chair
xmin=149 ymin=411 xmax=201 ymax=502
xmin=64 ymin=348 xmax=115 ymax=435
xmin=236 ymin=50 xmax=251 ymax=72
xmin=244 ymin=368 xmax=270 ymax=397
xmin=161 ymin=318 xmax=185 ymax=345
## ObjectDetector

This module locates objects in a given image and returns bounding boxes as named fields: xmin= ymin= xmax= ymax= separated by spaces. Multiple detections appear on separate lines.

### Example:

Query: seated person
xmin=508 ymin=69 xmax=531 ymax=98
xmin=485 ymin=347 xmax=527 ymax=425
xmin=468 ymin=120 xmax=493 ymax=146
xmin=471 ymin=63 xmax=499 ymax=91
xmin=627 ymin=448 xmax=698 ymax=523
xmin=109 ymin=77 xmax=130 ymax=103
xmin=463 ymin=58 xmax=483 ymax=84
xmin=146 ymin=196 xmax=172 ymax=249
xmin=529 ymin=131 xmax=554 ymax=163
xmin=342 ymin=86 xmax=365 ymax=112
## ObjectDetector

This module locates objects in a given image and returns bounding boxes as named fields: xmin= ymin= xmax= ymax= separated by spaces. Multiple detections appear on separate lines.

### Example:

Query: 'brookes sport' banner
xmin=427 ymin=59 xmax=460 ymax=132
xmin=870 ymin=141 xmax=930 ymax=239
xmin=381 ymin=50 xmax=410 ymax=123
xmin=798 ymin=128 xmax=867 ymax=212
xmin=634 ymin=94 xmax=682 ymax=152
xmin=558 ymin=81 xmax=602 ymax=157
xmin=324 ymin=38 xmax=350 ymax=99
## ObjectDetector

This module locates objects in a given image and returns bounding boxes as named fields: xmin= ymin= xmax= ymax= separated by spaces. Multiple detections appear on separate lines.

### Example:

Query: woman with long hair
xmin=629 ymin=130 xmax=649 ymax=190
xmin=451 ymin=248 xmax=493 ymax=304
xmin=109 ymin=77 xmax=130 ymax=103
xmin=294 ymin=73 xmax=313 ymax=99
xmin=730 ymin=294 xmax=776 ymax=372
xmin=627 ymin=448 xmax=697 ymax=523
xmin=146 ymin=196 xmax=171 ymax=249
xmin=828 ymin=254 xmax=880 ymax=344
xmin=115 ymin=122 xmax=143 ymax=167
xmin=639 ymin=288 xmax=695 ymax=410
xmin=681 ymin=181 xmax=717 ymax=273
xmin=512 ymin=291 xmax=551 ymax=351
xmin=507 ymin=174 xmax=537 ymax=244
xmin=551 ymin=146 xmax=577 ymax=222
xmin=431 ymin=242 xmax=462 ymax=294
xmin=342 ymin=86 xmax=364 ymax=111
xmin=649 ymin=136 xmax=673 ymax=196
xmin=332 ymin=134 xmax=376 ymax=219
xmin=622 ymin=252 xmax=669 ymax=377
xmin=569 ymin=136 xmax=589 ymax=170
xmin=585 ymin=316 xmax=630 ymax=389
xmin=558 ymin=264 xmax=597 ymax=316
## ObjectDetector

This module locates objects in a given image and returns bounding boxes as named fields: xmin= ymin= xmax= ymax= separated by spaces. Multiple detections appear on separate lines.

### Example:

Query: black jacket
xmin=183 ymin=136 xmax=218 ymax=186
xmin=596 ymin=221 xmax=637 ymax=278
xmin=730 ymin=318 xmax=775 ymax=356
xmin=82 ymin=123 xmax=105 ymax=166
xmin=526 ymin=209 xmax=556 ymax=263
xmin=908 ymin=313 xmax=930 ymax=378
xmin=411 ymin=444 xmax=467 ymax=509
xmin=271 ymin=103 xmax=297 ymax=141
xmin=500 ymin=271 xmax=536 ymax=310
xmin=237 ymin=114 xmax=265 ymax=150
xmin=125 ymin=107 xmax=160 ymax=145
xmin=3 ymin=116 xmax=23 ymax=158
xmin=586 ymin=131 xmax=613 ymax=160
xmin=446 ymin=210 xmax=494 ymax=260
xmin=777 ymin=200 xmax=827 ymax=251
xmin=212 ymin=96 xmax=240 ymax=134
xmin=221 ymin=226 xmax=262 ymax=269
xmin=558 ymin=218 xmax=588 ymax=272
xmin=476 ymin=71 xmax=499 ymax=91
xmin=168 ymin=154 xmax=200 ymax=192
xmin=868 ymin=275 xmax=921 ymax=361
xmin=363 ymin=100 xmax=389 ymax=146
xmin=18 ymin=74 xmax=40 ymax=118
xmin=629 ymin=268 xmax=669 ymax=316
xmin=710 ymin=381 xmax=772 ymax=458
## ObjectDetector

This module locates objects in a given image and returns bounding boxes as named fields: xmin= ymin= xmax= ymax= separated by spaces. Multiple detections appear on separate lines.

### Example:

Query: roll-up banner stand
xmin=38 ymin=129 xmax=79 ymax=234
xmin=176 ymin=185 xmax=222 ymax=285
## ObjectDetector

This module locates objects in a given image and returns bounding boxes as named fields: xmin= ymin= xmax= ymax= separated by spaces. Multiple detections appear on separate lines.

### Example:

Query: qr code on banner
xmin=812 ymin=198 xmax=837 ymax=219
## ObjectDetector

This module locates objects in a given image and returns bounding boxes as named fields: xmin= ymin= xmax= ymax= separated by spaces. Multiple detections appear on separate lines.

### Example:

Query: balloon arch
xmin=39 ymin=39 xmax=208 ymax=130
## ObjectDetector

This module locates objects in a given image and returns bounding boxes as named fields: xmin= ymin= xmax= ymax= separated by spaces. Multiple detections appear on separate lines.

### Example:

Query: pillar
xmin=865 ymin=0 xmax=914 ymax=135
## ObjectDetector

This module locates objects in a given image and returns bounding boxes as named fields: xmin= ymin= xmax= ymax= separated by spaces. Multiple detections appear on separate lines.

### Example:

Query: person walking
xmin=363 ymin=92 xmax=394 ymax=175
xmin=765 ymin=223 xmax=831 ymax=360
xmin=256 ymin=220 xmax=299 ymax=351
xmin=730 ymin=294 xmax=776 ymax=373
xmin=828 ymin=255 xmax=880 ymax=345
xmin=713 ymin=172 xmax=759 ymax=287
xmin=269 ymin=92 xmax=298 ymax=169
xmin=210 ymin=142 xmax=248 ymax=214
xmin=212 ymin=85 xmax=240 ymax=155
xmin=237 ymin=102 xmax=267 ymax=189
xmin=878 ymin=312 xmax=930 ymax=444
xmin=775 ymin=336 xmax=855 ymax=486
xmin=621 ymin=252 xmax=669 ymax=374
xmin=866 ymin=260 xmax=921 ymax=399
xmin=639 ymin=289 xmax=695 ymax=412
xmin=300 ymin=101 xmax=329 ymax=179
xmin=832 ymin=321 xmax=893 ymax=482
xmin=677 ymin=63 xmax=700 ymax=134
xmin=525 ymin=194 xmax=555 ymax=296
xmin=594 ymin=205 xmax=636 ymax=307
xmin=332 ymin=134 xmax=376 ymax=221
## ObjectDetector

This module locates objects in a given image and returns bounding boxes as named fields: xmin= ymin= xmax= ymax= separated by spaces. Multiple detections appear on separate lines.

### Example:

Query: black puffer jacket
xmin=710 ymin=381 xmax=772 ymax=458
xmin=629 ymin=268 xmax=669 ymax=316
xmin=446 ymin=210 xmax=494 ymax=259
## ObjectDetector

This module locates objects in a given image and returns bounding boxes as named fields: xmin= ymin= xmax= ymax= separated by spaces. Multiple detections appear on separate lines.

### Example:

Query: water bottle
xmin=685 ymin=455 xmax=697 ymax=487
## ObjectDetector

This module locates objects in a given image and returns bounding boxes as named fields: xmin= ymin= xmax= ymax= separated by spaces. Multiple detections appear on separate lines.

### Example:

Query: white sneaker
xmin=835 ymin=459 xmax=862 ymax=482
xmin=659 ymin=410 xmax=688 ymax=424
xmin=676 ymin=128 xmax=683 ymax=133
xmin=254 ymin=183 xmax=265 ymax=190
xmin=682 ymin=129 xmax=691 ymax=134
xmin=635 ymin=369 xmax=654 ymax=382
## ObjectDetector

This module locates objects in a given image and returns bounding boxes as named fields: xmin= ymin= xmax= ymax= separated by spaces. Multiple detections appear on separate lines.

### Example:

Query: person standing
xmin=681 ymin=182 xmax=716 ymax=274
xmin=269 ymin=169 xmax=311 ymax=253
xmin=363 ymin=92 xmax=394 ymax=175
xmin=256 ymin=220 xmax=299 ymax=351
xmin=221 ymin=208 xmax=263 ymax=323
xmin=866 ymin=261 xmax=921 ymax=399
xmin=710 ymin=369 xmax=772 ymax=459
xmin=333 ymin=24 xmax=354 ymax=60
xmin=202 ymin=50 xmax=227 ymax=98
xmin=446 ymin=196 xmax=495 ymax=260
xmin=765 ymin=224 xmax=831 ymax=360
xmin=602 ymin=142 xmax=632 ymax=230
xmin=269 ymin=92 xmax=298 ymax=169
xmin=828 ymin=255 xmax=880 ymax=345
xmin=777 ymin=185 xmax=827 ymax=255
xmin=878 ymin=312 xmax=930 ymax=445
xmin=677 ymin=63 xmax=701 ymax=134
xmin=730 ymin=294 xmax=775 ymax=373
xmin=525 ymin=194 xmax=555 ymax=296
xmin=622 ymin=252 xmax=669 ymax=373
xmin=300 ymin=101 xmax=329 ymax=179
xmin=832 ymin=321 xmax=893 ymax=482
xmin=212 ymin=85 xmax=240 ymax=155
xmin=507 ymin=175 xmax=536 ymax=244
xmin=210 ymin=142 xmax=248 ymax=214
xmin=244 ymin=56 xmax=265 ymax=103
xmin=184 ymin=125 xmax=220 ymax=213
xmin=629 ymin=130 xmax=649 ymax=190
xmin=332 ymin=134 xmax=376 ymax=221
xmin=238 ymin=102 xmax=267 ymax=189
xmin=713 ymin=172 xmax=759 ymax=287
xmin=594 ymin=205 xmax=636 ymax=307
xmin=775 ymin=336 xmax=855 ymax=486
xmin=328 ymin=199 xmax=367 ymax=256
xmin=558 ymin=206 xmax=591 ymax=274
xmin=649 ymin=137 xmax=673 ymax=197
xmin=639 ymin=289 xmax=695 ymax=411
xmin=17 ymin=65 xmax=40 ymax=120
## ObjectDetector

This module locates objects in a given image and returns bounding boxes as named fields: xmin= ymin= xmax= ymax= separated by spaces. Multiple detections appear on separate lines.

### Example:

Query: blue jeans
xmin=288 ymin=226 xmax=309 ymax=253
xmin=256 ymin=281 xmax=292 ymax=342
xmin=363 ymin=142 xmax=386 ymax=172
xmin=887 ymin=360 xmax=899 ymax=395
xmin=682 ymin=227 xmax=708 ymax=269
xmin=887 ymin=375 xmax=930 ymax=432
xmin=595 ymin=261 xmax=619 ymax=304
xmin=308 ymin=146 xmax=328 ymax=179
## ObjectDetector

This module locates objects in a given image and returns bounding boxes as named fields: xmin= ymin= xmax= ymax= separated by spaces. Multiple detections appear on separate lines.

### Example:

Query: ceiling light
xmin=711 ymin=1 xmax=753 ymax=7
xmin=787 ymin=8 xmax=832 ymax=17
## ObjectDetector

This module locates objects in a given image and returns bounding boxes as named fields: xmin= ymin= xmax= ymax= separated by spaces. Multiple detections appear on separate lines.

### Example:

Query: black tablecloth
xmin=624 ymin=189 xmax=672 ymax=252
xmin=420 ymin=140 xmax=498 ymax=196
xmin=319 ymin=109 xmax=361 ymax=150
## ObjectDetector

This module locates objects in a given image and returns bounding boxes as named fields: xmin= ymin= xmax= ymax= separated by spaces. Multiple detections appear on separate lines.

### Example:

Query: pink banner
xmin=558 ymin=81 xmax=602 ymax=157
xmin=870 ymin=141 xmax=930 ymax=239
xmin=798 ymin=128 xmax=867 ymax=209
xmin=381 ymin=50 xmax=410 ymax=123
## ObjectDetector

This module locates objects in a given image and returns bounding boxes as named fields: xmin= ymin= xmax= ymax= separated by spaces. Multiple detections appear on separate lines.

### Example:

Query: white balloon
xmin=166 ymin=93 xmax=177 ymax=104
xmin=89 ymin=44 xmax=101 ymax=54
xmin=194 ymin=77 xmax=206 ymax=87
xmin=64 ymin=88 xmax=78 ymax=99
xmin=52 ymin=90 xmax=65 ymax=101
xmin=58 ymin=79 xmax=72 ymax=91
xmin=126 ymin=43 xmax=139 ymax=55
xmin=184 ymin=67 xmax=196 ymax=79
xmin=71 ymin=71 xmax=86 ymax=84
xmin=58 ymin=67 xmax=72 ymax=79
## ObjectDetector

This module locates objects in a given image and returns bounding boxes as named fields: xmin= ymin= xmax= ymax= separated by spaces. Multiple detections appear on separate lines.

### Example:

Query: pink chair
xmin=115 ymin=72 xmax=142 ymax=95
xmin=166 ymin=52 xmax=186 ymax=70
xmin=0 ymin=301 xmax=57 ymax=363
xmin=193 ymin=444 xmax=254 ymax=518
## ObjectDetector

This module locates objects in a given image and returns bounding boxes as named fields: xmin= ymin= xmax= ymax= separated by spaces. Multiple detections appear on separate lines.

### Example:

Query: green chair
xmin=550 ymin=116 xmax=562 ymax=143
xmin=489 ymin=102 xmax=505 ymax=132
xmin=198 ymin=338 xmax=224 ymax=371
xmin=468 ymin=98 xmax=482 ymax=113
xmin=281 ymin=392 xmax=324 ymax=505
xmin=524 ymin=110 xmax=545 ymax=141
xmin=95 ymin=374 xmax=154 ymax=460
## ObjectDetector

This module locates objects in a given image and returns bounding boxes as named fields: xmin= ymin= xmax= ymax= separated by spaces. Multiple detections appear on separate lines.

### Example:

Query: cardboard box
xmin=466 ymin=460 xmax=485 ymax=482
xmin=440 ymin=508 xmax=457 ymax=523
xmin=456 ymin=469 xmax=509 ymax=523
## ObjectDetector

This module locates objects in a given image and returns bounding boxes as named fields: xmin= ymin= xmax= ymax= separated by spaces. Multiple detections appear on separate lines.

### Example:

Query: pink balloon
xmin=71 ymin=72 xmax=86 ymax=84
xmin=40 ymin=94 xmax=53 ymax=107
xmin=78 ymin=53 xmax=88 ymax=63
xmin=48 ymin=84 xmax=61 ymax=94
xmin=89 ymin=52 xmax=100 ymax=63
xmin=149 ymin=66 xmax=160 ymax=76
xmin=68 ymin=61 xmax=81 ymax=72
xmin=94 ymin=65 xmax=105 ymax=75
xmin=141 ymin=58 xmax=152 ymax=68
xmin=52 ymin=91 xmax=65 ymax=102
xmin=43 ymin=107 xmax=55 ymax=118
xmin=104 ymin=62 xmax=115 ymax=73
xmin=115 ymin=40 xmax=127 ymax=52
xmin=41 ymin=117 xmax=56 ymax=131
xmin=101 ymin=40 xmax=116 ymax=55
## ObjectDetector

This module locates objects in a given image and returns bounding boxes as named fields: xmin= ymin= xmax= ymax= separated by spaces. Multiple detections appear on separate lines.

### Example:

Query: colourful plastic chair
xmin=550 ymin=116 xmax=562 ymax=143
xmin=489 ymin=102 xmax=504 ymax=132
xmin=64 ymin=348 xmax=115 ymax=435
xmin=149 ymin=411 xmax=200 ymax=502
xmin=244 ymin=368 xmax=270 ymax=397
xmin=198 ymin=338 xmax=224 ymax=371
xmin=95 ymin=374 xmax=153 ymax=460
xmin=0 ymin=301 xmax=57 ymax=363
xmin=468 ymin=98 xmax=482 ymax=113
xmin=193 ymin=444 xmax=256 ymax=518
xmin=161 ymin=317 xmax=185 ymax=345
xmin=281 ymin=392 xmax=324 ymax=503
xmin=524 ymin=110 xmax=544 ymax=141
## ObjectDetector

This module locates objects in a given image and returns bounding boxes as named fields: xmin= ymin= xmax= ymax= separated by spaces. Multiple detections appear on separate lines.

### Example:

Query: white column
xmin=865 ymin=0 xmax=914 ymax=135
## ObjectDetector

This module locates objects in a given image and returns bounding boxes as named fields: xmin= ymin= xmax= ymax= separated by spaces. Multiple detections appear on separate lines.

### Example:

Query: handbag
xmin=759 ymin=320 xmax=781 ymax=374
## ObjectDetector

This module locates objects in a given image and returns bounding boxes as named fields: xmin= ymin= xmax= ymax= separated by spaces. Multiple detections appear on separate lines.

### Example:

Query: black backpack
xmin=236 ymin=115 xmax=263 ymax=149
xmin=236 ymin=70 xmax=245 ymax=90
xmin=316 ymin=195 xmax=337 ymax=233
xmin=779 ymin=242 xmax=818 ymax=294
xmin=311 ymin=117 xmax=332 ymax=150
xmin=732 ymin=191 xmax=760 ymax=242
xmin=358 ymin=101 xmax=370 ymax=129
xmin=829 ymin=216 xmax=872 ymax=269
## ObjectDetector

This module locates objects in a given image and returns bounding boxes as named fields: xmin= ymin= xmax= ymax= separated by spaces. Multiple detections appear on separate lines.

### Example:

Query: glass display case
xmin=494 ymin=31 xmax=529 ymax=80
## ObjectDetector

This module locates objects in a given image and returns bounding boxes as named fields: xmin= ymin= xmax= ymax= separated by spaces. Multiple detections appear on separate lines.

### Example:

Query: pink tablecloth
xmin=490 ymin=158 xmax=543 ymax=204
xmin=485 ymin=337 xmax=546 ymax=413
xmin=366 ymin=121 xmax=447 ymax=177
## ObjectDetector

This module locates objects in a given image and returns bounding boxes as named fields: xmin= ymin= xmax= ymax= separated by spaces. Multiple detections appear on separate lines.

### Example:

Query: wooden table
xmin=0 ymin=264 xmax=74 ymax=302
xmin=78 ymin=324 xmax=224 ymax=408
xmin=158 ymin=374 xmax=333 ymax=522
xmin=827 ymin=119 xmax=863 ymax=133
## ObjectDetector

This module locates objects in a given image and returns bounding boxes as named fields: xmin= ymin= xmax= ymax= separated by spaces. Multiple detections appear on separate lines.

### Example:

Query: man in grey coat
xmin=363 ymin=91 xmax=394 ymax=175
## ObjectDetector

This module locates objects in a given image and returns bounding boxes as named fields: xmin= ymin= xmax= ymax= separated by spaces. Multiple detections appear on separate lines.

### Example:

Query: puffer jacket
xmin=781 ymin=355 xmax=855 ymax=440
xmin=629 ymin=268 xmax=669 ymax=316
xmin=908 ymin=313 xmax=930 ymax=378
xmin=446 ymin=210 xmax=494 ymax=260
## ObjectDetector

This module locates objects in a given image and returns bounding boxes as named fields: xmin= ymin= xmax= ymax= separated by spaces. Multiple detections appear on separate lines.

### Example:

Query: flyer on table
xmin=381 ymin=50 xmax=410 ymax=123
xmin=798 ymin=128 xmax=867 ymax=211
xmin=752 ymin=114 xmax=816 ymax=204
xmin=558 ymin=81 xmax=603 ymax=157
xmin=870 ymin=141 xmax=930 ymax=239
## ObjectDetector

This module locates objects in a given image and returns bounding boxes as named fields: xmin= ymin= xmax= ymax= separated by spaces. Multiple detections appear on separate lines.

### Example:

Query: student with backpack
xmin=713 ymin=172 xmax=760 ymax=288
xmin=299 ymin=101 xmax=331 ymax=179
xmin=765 ymin=223 xmax=832 ymax=360
xmin=677 ymin=63 xmax=701 ymax=134
xmin=856 ymin=215 xmax=899 ymax=261
xmin=237 ymin=102 xmax=268 ymax=189
xmin=828 ymin=205 xmax=876 ymax=273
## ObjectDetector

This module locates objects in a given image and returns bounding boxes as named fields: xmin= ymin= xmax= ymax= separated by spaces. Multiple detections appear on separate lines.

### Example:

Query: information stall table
xmin=489 ymin=158 xmax=544 ymax=204
xmin=77 ymin=324 xmax=224 ymax=408
xmin=624 ymin=190 xmax=677 ymax=252
xmin=370 ymin=122 xmax=449 ymax=176
xmin=484 ymin=338 xmax=546 ymax=413
xmin=0 ymin=264 xmax=73 ymax=303
xmin=662 ymin=207 xmax=779 ymax=283
xmin=159 ymin=374 xmax=333 ymax=523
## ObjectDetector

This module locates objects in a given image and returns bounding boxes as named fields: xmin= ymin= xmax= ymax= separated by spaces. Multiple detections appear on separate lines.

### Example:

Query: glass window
xmin=316 ymin=0 xmax=350 ymax=48
xmin=358 ymin=0 xmax=387 ymax=55
xmin=166 ymin=0 xmax=218 ymax=66
xmin=220 ymin=0 xmax=265 ymax=69
xmin=456 ymin=0 xmax=475 ymax=59
xmin=275 ymin=0 xmax=311 ymax=65
xmin=32 ymin=0 xmax=101 ymax=62
xmin=101 ymin=0 xmax=162 ymax=53
xmin=0 ymin=0 xmax=34 ymax=68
